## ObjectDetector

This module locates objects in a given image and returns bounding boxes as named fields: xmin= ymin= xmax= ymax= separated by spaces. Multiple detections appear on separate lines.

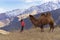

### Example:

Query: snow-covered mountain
xmin=23 ymin=2 xmax=60 ymax=14
xmin=16 ymin=2 xmax=60 ymax=20
xmin=36 ymin=2 xmax=60 ymax=12
xmin=3 ymin=2 xmax=60 ymax=18
xmin=5 ymin=9 xmax=25 ymax=17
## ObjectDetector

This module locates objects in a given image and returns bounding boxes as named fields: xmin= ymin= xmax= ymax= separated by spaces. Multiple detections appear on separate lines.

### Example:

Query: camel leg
xmin=49 ymin=25 xmax=52 ymax=32
xmin=51 ymin=25 xmax=54 ymax=32
xmin=49 ymin=23 xmax=54 ymax=32
xmin=40 ymin=25 xmax=44 ymax=32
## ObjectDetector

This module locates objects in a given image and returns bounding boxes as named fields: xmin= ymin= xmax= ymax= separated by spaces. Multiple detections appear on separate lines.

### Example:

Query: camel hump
xmin=41 ymin=13 xmax=45 ymax=16
xmin=46 ymin=12 xmax=52 ymax=16
xmin=40 ymin=13 xmax=46 ymax=17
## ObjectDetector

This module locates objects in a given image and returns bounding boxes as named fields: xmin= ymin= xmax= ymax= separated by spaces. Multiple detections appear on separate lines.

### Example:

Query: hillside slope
xmin=0 ymin=27 xmax=60 ymax=40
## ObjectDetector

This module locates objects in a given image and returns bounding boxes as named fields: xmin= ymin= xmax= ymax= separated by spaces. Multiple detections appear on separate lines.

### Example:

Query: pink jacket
xmin=21 ymin=21 xmax=25 ymax=27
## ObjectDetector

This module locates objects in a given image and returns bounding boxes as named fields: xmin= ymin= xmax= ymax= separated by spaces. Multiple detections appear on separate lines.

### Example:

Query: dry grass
xmin=0 ymin=27 xmax=60 ymax=40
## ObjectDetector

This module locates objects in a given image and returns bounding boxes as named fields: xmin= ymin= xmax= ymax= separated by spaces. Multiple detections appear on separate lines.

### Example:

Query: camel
xmin=29 ymin=12 xmax=54 ymax=32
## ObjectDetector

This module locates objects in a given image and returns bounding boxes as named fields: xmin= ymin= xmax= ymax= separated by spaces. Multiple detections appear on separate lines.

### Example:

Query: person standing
xmin=20 ymin=19 xmax=25 ymax=32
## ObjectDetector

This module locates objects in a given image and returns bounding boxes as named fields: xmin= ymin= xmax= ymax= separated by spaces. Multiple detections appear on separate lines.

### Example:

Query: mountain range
xmin=0 ymin=2 xmax=60 ymax=31
xmin=4 ymin=2 xmax=60 ymax=17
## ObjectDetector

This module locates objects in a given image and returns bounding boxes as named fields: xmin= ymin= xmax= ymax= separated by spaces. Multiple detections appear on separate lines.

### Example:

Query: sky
xmin=0 ymin=0 xmax=59 ymax=13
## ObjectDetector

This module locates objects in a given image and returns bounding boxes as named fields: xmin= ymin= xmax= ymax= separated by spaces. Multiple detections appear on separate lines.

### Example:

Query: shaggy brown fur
xmin=29 ymin=15 xmax=39 ymax=27
xmin=29 ymin=12 xmax=54 ymax=32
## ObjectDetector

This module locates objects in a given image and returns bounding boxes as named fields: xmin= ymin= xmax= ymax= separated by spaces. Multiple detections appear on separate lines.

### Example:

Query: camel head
xmin=29 ymin=15 xmax=33 ymax=17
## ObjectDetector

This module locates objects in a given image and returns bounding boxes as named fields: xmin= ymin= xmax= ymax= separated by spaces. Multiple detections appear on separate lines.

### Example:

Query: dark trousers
xmin=20 ymin=26 xmax=24 ymax=32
